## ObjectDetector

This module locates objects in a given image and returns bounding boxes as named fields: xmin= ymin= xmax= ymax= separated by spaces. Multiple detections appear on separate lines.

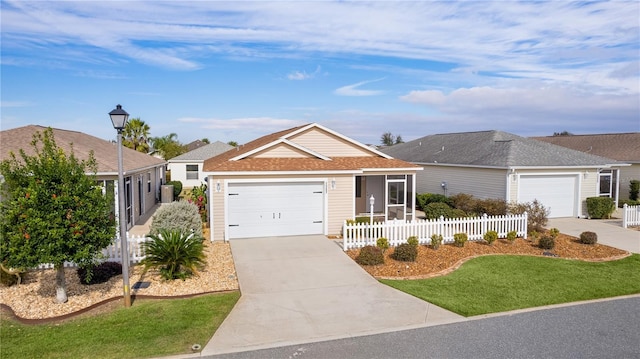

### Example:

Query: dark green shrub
xmin=142 ymin=228 xmax=205 ymax=280
xmin=483 ymin=230 xmax=498 ymax=245
xmin=376 ymin=237 xmax=390 ymax=254
xmin=586 ymin=197 xmax=615 ymax=219
xmin=150 ymin=200 xmax=203 ymax=238
xmin=407 ymin=236 xmax=419 ymax=247
xmin=453 ymin=233 xmax=468 ymax=247
xmin=167 ymin=180 xmax=183 ymax=200
xmin=423 ymin=202 xmax=454 ymax=219
xmin=506 ymin=230 xmax=517 ymax=243
xmin=509 ymin=199 xmax=550 ymax=233
xmin=548 ymin=228 xmax=560 ymax=239
xmin=630 ymin=180 xmax=640 ymax=201
xmin=355 ymin=245 xmax=384 ymax=266
xmin=538 ymin=235 xmax=555 ymax=250
xmin=416 ymin=193 xmax=453 ymax=211
xmin=449 ymin=193 xmax=477 ymax=214
xmin=430 ymin=234 xmax=443 ymax=249
xmin=77 ymin=261 xmax=122 ymax=285
xmin=619 ymin=199 xmax=640 ymax=208
xmin=579 ymin=231 xmax=598 ymax=245
xmin=391 ymin=243 xmax=418 ymax=262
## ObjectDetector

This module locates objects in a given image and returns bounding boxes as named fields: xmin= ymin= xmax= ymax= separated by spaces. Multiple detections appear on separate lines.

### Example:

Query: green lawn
xmin=381 ymin=254 xmax=640 ymax=317
xmin=0 ymin=291 xmax=240 ymax=359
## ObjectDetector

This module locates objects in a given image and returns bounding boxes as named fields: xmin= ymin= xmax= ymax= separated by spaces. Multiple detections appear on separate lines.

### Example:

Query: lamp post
xmin=109 ymin=104 xmax=131 ymax=308
xmin=369 ymin=195 xmax=375 ymax=225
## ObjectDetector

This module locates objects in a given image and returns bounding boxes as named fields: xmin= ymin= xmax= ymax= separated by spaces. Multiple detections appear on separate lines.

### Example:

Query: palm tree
xmin=141 ymin=229 xmax=205 ymax=280
xmin=150 ymin=133 xmax=186 ymax=160
xmin=122 ymin=117 xmax=151 ymax=153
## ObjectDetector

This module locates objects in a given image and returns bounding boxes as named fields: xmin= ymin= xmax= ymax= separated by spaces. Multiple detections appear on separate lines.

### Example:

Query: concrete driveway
xmin=202 ymin=235 xmax=464 ymax=355
xmin=547 ymin=217 xmax=639 ymax=253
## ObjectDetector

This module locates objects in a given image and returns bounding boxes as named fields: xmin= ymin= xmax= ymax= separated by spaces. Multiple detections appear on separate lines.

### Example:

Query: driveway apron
xmin=202 ymin=235 xmax=464 ymax=355
xmin=547 ymin=217 xmax=640 ymax=254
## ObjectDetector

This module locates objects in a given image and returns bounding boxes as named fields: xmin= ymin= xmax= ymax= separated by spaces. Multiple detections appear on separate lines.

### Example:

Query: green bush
xmin=453 ymin=233 xmax=468 ymax=247
xmin=619 ymin=199 xmax=640 ymax=208
xmin=630 ymin=180 xmax=640 ymax=201
xmin=355 ymin=245 xmax=384 ymax=265
xmin=586 ymin=197 xmax=615 ymax=219
xmin=430 ymin=234 xmax=443 ymax=249
xmin=449 ymin=193 xmax=477 ymax=214
xmin=188 ymin=183 xmax=208 ymax=223
xmin=150 ymin=200 xmax=203 ymax=238
xmin=538 ymin=235 xmax=555 ymax=250
xmin=376 ymin=237 xmax=390 ymax=254
xmin=167 ymin=180 xmax=183 ymax=200
xmin=475 ymin=198 xmax=508 ymax=216
xmin=407 ymin=236 xmax=419 ymax=247
xmin=548 ymin=228 xmax=560 ymax=239
xmin=141 ymin=228 xmax=205 ymax=280
xmin=483 ymin=230 xmax=498 ymax=245
xmin=77 ymin=261 xmax=122 ymax=285
xmin=423 ymin=202 xmax=454 ymax=220
xmin=579 ymin=231 xmax=598 ymax=245
xmin=509 ymin=199 xmax=550 ymax=233
xmin=416 ymin=193 xmax=453 ymax=211
xmin=391 ymin=243 xmax=418 ymax=262
xmin=506 ymin=230 xmax=517 ymax=243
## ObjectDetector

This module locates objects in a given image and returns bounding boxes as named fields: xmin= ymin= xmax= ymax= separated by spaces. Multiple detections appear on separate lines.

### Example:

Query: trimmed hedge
xmin=579 ymin=231 xmax=598 ymax=245
xmin=586 ymin=197 xmax=615 ymax=219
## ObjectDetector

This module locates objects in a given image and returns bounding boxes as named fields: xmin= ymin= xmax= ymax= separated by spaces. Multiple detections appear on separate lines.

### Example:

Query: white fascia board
xmin=508 ymin=164 xmax=625 ymax=170
xmin=228 ymin=137 xmax=330 ymax=161
xmin=281 ymin=139 xmax=331 ymax=160
xmin=284 ymin=123 xmax=393 ymax=159
xmin=362 ymin=167 xmax=423 ymax=172
xmin=415 ymin=162 xmax=508 ymax=170
xmin=228 ymin=140 xmax=280 ymax=161
xmin=209 ymin=170 xmax=362 ymax=176
xmin=168 ymin=159 xmax=205 ymax=163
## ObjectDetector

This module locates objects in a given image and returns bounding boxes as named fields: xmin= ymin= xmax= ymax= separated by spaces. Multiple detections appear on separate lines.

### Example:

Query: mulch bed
xmin=346 ymin=233 xmax=630 ymax=280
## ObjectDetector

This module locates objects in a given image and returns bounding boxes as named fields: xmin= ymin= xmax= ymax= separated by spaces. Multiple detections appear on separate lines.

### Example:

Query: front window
xmin=186 ymin=164 xmax=199 ymax=180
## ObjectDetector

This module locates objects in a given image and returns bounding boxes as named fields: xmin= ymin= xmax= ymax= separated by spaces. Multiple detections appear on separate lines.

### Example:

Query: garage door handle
xmin=313 ymin=221 xmax=322 ymax=223
xmin=313 ymin=191 xmax=323 ymax=194
xmin=229 ymin=224 xmax=239 ymax=227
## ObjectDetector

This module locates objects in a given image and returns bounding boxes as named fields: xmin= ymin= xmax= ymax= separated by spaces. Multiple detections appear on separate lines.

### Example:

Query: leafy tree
xmin=123 ymin=117 xmax=151 ymax=153
xmin=553 ymin=131 xmax=573 ymax=136
xmin=227 ymin=141 xmax=238 ymax=147
xmin=0 ymin=128 xmax=115 ymax=303
xmin=380 ymin=132 xmax=403 ymax=146
xmin=150 ymin=133 xmax=186 ymax=160
xmin=200 ymin=138 xmax=210 ymax=144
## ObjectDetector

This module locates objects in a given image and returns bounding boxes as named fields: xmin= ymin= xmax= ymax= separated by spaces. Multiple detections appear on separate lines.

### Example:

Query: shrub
xmin=355 ymin=245 xmax=384 ymax=266
xmin=141 ymin=228 xmax=205 ymax=280
xmin=150 ymin=200 xmax=203 ymax=238
xmin=187 ymin=183 xmax=208 ymax=223
xmin=586 ymin=197 xmax=615 ymax=219
xmin=475 ymin=198 xmax=508 ymax=216
xmin=0 ymin=267 xmax=21 ymax=287
xmin=391 ymin=243 xmax=418 ymax=262
xmin=416 ymin=193 xmax=453 ymax=211
xmin=423 ymin=202 xmax=454 ymax=220
xmin=619 ymin=199 xmax=640 ymax=208
xmin=451 ymin=209 xmax=468 ymax=218
xmin=430 ymin=234 xmax=443 ymax=249
xmin=509 ymin=199 xmax=550 ymax=233
xmin=376 ymin=237 xmax=390 ymax=254
xmin=449 ymin=193 xmax=477 ymax=214
xmin=579 ymin=231 xmax=598 ymax=245
xmin=538 ymin=235 xmax=555 ymax=250
xmin=453 ymin=233 xmax=468 ymax=247
xmin=506 ymin=230 xmax=517 ymax=243
xmin=407 ymin=236 xmax=419 ymax=247
xmin=77 ymin=261 xmax=122 ymax=285
xmin=630 ymin=180 xmax=640 ymax=201
xmin=529 ymin=231 xmax=540 ymax=244
xmin=167 ymin=180 xmax=183 ymax=200
xmin=483 ymin=230 xmax=498 ymax=245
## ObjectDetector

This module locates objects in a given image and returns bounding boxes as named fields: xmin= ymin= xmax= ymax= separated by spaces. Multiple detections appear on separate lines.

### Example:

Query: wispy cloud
xmin=177 ymin=117 xmax=304 ymax=143
xmin=334 ymin=78 xmax=386 ymax=97
xmin=287 ymin=66 xmax=322 ymax=80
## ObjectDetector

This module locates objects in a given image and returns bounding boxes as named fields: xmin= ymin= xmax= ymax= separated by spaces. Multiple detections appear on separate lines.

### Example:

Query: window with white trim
xmin=186 ymin=164 xmax=199 ymax=180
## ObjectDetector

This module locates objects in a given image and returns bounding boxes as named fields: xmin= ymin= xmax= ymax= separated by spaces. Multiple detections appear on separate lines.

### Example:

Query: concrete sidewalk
xmin=547 ymin=217 xmax=639 ymax=254
xmin=201 ymin=235 xmax=465 ymax=356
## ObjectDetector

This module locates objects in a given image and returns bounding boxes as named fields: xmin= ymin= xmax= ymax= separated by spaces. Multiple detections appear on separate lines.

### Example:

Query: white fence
xmin=343 ymin=213 xmax=528 ymax=251
xmin=622 ymin=204 xmax=640 ymax=228
xmin=36 ymin=234 xmax=151 ymax=270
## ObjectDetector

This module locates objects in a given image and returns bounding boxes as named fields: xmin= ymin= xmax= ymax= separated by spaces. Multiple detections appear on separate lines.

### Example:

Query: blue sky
xmin=1 ymin=1 xmax=638 ymax=146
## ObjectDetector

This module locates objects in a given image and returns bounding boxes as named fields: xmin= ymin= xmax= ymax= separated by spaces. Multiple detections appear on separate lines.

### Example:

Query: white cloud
xmin=287 ymin=66 xmax=322 ymax=80
xmin=334 ymin=78 xmax=386 ymax=97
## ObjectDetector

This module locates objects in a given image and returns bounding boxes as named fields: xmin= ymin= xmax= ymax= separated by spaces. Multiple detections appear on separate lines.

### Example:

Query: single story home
xmin=0 ymin=125 xmax=167 ymax=230
xmin=203 ymin=123 xmax=422 ymax=240
xmin=381 ymin=130 xmax=626 ymax=218
xmin=532 ymin=133 xmax=640 ymax=201
xmin=168 ymin=141 xmax=234 ymax=188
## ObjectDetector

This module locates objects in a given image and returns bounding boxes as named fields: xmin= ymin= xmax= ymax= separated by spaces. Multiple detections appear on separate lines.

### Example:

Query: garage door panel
xmin=519 ymin=175 xmax=577 ymax=218
xmin=228 ymin=182 xmax=324 ymax=239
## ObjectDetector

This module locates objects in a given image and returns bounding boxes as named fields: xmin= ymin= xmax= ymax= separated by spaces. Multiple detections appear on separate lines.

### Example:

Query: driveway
xmin=547 ymin=217 xmax=640 ymax=253
xmin=202 ymin=235 xmax=465 ymax=355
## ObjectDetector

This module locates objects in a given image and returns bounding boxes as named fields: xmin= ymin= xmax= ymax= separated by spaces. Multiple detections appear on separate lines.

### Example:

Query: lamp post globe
xmin=110 ymin=104 xmax=131 ymax=308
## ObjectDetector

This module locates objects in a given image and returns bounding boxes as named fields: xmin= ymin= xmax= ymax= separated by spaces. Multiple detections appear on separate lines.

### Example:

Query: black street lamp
xmin=109 ymin=104 xmax=131 ymax=308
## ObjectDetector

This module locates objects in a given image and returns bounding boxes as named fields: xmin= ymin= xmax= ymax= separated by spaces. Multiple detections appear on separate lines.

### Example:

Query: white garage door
xmin=227 ymin=182 xmax=324 ymax=239
xmin=519 ymin=175 xmax=578 ymax=218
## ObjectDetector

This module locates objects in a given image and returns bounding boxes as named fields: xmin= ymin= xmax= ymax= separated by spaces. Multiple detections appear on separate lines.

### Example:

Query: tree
xmin=227 ymin=141 xmax=238 ymax=147
xmin=150 ymin=133 xmax=186 ymax=160
xmin=380 ymin=132 xmax=403 ymax=146
xmin=553 ymin=131 xmax=573 ymax=136
xmin=201 ymin=138 xmax=210 ymax=144
xmin=123 ymin=117 xmax=151 ymax=153
xmin=0 ymin=128 xmax=115 ymax=303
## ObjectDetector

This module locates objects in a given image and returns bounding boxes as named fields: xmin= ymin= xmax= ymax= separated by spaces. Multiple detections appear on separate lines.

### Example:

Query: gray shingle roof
xmin=381 ymin=130 xmax=620 ymax=168
xmin=531 ymin=133 xmax=640 ymax=163
xmin=169 ymin=141 xmax=234 ymax=162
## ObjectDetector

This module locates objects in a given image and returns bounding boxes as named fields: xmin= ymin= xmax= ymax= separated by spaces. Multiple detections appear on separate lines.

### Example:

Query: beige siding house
xmin=382 ymin=130 xmax=625 ymax=218
xmin=168 ymin=141 xmax=234 ymax=188
xmin=0 ymin=125 xmax=167 ymax=230
xmin=203 ymin=123 xmax=421 ymax=241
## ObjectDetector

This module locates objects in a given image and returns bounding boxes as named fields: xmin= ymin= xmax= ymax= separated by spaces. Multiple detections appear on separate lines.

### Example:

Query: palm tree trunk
xmin=55 ymin=265 xmax=68 ymax=303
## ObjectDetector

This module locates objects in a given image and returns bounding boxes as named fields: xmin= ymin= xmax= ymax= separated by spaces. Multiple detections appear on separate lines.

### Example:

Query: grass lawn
xmin=381 ymin=254 xmax=640 ymax=317
xmin=0 ymin=291 xmax=240 ymax=359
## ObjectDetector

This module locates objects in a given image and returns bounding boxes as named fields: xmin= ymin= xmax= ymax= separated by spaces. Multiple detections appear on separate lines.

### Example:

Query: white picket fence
xmin=622 ymin=203 xmax=640 ymax=228
xmin=36 ymin=234 xmax=151 ymax=269
xmin=343 ymin=213 xmax=528 ymax=251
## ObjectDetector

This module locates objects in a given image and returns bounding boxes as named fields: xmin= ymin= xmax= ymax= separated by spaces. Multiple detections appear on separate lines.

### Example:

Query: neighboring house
xmin=185 ymin=139 xmax=209 ymax=152
xmin=168 ymin=141 xmax=234 ymax=188
xmin=381 ymin=130 xmax=626 ymax=218
xmin=0 ymin=125 xmax=167 ymax=230
xmin=203 ymin=123 xmax=421 ymax=241
xmin=532 ymin=133 xmax=640 ymax=201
